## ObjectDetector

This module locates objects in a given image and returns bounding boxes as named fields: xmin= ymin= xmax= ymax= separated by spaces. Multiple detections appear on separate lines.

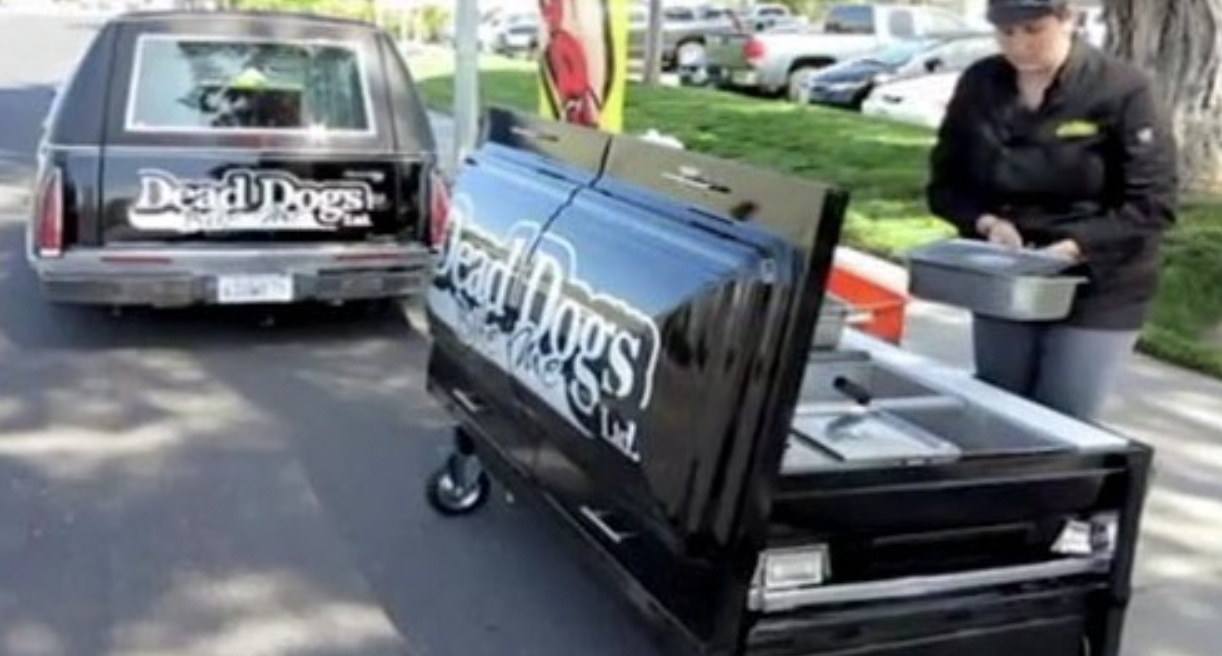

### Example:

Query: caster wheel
xmin=426 ymin=468 xmax=490 ymax=516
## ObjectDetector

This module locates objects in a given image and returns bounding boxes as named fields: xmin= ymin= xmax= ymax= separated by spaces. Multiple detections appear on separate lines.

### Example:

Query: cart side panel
xmin=759 ymin=442 xmax=1152 ymax=656
xmin=769 ymin=449 xmax=1150 ymax=577
xmin=746 ymin=584 xmax=1100 ymax=656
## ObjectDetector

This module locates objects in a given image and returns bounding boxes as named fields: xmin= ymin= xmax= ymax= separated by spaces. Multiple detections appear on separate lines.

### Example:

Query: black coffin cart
xmin=423 ymin=108 xmax=1153 ymax=656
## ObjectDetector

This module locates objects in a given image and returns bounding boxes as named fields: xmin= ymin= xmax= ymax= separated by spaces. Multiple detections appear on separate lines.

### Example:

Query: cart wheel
xmin=426 ymin=467 xmax=490 ymax=516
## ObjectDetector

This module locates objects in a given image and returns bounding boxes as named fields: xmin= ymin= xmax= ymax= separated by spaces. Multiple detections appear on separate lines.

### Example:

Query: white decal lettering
xmin=430 ymin=205 xmax=661 ymax=464
xmin=127 ymin=168 xmax=376 ymax=232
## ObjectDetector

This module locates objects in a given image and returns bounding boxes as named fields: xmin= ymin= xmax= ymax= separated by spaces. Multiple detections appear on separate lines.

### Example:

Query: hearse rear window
xmin=126 ymin=35 xmax=373 ymax=133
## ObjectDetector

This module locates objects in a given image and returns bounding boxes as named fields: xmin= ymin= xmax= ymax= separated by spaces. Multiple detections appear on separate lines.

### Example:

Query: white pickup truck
xmin=706 ymin=3 xmax=976 ymax=100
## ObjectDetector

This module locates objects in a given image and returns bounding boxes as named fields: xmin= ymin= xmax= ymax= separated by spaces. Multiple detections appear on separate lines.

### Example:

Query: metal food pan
xmin=906 ymin=239 xmax=1087 ymax=321
xmin=812 ymin=294 xmax=870 ymax=349
xmin=908 ymin=239 xmax=1078 ymax=277
xmin=791 ymin=407 xmax=962 ymax=467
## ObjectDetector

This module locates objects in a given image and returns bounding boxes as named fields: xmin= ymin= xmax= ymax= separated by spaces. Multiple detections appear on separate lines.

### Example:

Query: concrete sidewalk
xmin=423 ymin=110 xmax=1221 ymax=656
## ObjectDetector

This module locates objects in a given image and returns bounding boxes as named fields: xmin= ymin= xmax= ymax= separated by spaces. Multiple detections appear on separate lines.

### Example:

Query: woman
xmin=926 ymin=0 xmax=1178 ymax=422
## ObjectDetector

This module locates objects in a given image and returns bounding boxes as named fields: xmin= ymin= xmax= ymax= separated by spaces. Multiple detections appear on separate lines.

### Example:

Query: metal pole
xmin=642 ymin=0 xmax=663 ymax=85
xmin=452 ymin=0 xmax=481 ymax=172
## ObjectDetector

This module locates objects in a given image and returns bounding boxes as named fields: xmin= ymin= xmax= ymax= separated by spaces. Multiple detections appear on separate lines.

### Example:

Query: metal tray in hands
xmin=905 ymin=239 xmax=1087 ymax=322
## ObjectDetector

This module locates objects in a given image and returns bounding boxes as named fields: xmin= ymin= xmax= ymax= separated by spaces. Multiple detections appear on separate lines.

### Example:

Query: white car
xmin=478 ymin=11 xmax=537 ymax=52
xmin=860 ymin=71 xmax=961 ymax=130
xmin=1076 ymin=7 xmax=1107 ymax=48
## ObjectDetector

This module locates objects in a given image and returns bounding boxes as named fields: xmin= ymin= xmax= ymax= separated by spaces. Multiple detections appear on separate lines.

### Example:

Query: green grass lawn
xmin=409 ymin=53 xmax=1222 ymax=380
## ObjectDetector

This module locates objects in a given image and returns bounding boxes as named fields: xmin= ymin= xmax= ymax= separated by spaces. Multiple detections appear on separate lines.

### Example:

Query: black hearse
xmin=28 ymin=10 xmax=441 ymax=307
xmin=423 ymin=108 xmax=1153 ymax=656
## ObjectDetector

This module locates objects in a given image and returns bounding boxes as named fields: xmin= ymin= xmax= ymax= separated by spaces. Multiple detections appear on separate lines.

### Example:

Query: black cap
xmin=987 ymin=0 xmax=1069 ymax=26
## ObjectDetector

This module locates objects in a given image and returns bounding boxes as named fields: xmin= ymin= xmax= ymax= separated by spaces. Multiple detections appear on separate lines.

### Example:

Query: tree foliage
xmin=230 ymin=0 xmax=375 ymax=21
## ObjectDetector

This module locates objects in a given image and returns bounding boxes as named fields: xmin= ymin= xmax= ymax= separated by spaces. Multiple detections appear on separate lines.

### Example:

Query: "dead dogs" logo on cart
xmin=431 ymin=206 xmax=660 ymax=463
xmin=128 ymin=168 xmax=375 ymax=232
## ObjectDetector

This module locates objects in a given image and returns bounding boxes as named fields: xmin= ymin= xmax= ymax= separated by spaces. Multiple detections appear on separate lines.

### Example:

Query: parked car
xmin=493 ymin=17 xmax=540 ymax=57
xmin=478 ymin=11 xmax=537 ymax=53
xmin=28 ymin=10 xmax=442 ymax=308
xmin=861 ymin=69 xmax=963 ymax=129
xmin=706 ymin=2 xmax=974 ymax=100
xmin=807 ymin=32 xmax=994 ymax=109
xmin=627 ymin=3 xmax=740 ymax=71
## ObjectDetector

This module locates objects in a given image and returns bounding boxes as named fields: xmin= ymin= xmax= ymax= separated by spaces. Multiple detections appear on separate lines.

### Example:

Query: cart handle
xmin=749 ymin=556 xmax=1111 ymax=613
xmin=579 ymin=505 xmax=634 ymax=544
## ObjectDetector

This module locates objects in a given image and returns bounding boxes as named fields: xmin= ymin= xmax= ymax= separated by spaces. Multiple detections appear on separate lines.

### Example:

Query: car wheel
xmin=676 ymin=40 xmax=706 ymax=69
xmin=850 ymin=85 xmax=874 ymax=111
xmin=787 ymin=67 xmax=819 ymax=103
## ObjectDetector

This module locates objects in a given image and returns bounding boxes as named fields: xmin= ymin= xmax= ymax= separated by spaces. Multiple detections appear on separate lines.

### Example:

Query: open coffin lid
xmin=463 ymin=108 xmax=849 ymax=552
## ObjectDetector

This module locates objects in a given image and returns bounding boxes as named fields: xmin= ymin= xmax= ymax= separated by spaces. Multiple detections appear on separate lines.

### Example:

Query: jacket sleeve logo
xmin=128 ymin=168 xmax=375 ymax=232
xmin=1055 ymin=119 xmax=1100 ymax=139
xmin=430 ymin=204 xmax=660 ymax=464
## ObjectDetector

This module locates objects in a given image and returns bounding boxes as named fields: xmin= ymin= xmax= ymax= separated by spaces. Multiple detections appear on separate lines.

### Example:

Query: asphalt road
xmin=0 ymin=14 xmax=665 ymax=656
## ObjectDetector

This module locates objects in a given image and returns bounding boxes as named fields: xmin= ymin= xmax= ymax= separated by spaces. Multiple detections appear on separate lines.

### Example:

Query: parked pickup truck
xmin=28 ymin=10 xmax=441 ymax=308
xmin=706 ymin=2 xmax=975 ymax=99
xmin=740 ymin=3 xmax=800 ymax=31
xmin=628 ymin=3 xmax=741 ymax=71
xmin=422 ymin=108 xmax=1152 ymax=656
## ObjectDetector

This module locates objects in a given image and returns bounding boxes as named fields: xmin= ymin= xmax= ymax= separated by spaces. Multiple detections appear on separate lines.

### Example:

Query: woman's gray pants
xmin=971 ymin=315 xmax=1139 ymax=423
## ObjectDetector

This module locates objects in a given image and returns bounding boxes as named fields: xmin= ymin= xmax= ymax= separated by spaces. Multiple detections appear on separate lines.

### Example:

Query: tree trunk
xmin=1107 ymin=0 xmax=1222 ymax=192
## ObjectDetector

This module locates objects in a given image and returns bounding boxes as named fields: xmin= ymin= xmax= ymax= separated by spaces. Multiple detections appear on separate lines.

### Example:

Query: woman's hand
xmin=1040 ymin=239 xmax=1083 ymax=262
xmin=975 ymin=214 xmax=1023 ymax=248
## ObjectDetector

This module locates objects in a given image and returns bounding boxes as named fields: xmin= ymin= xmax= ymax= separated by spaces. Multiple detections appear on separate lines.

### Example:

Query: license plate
xmin=217 ymin=274 xmax=294 ymax=304
xmin=731 ymin=70 xmax=758 ymax=85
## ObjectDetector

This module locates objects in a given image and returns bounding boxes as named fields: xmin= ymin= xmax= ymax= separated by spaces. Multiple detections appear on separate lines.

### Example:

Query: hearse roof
xmin=109 ymin=9 xmax=379 ymax=32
